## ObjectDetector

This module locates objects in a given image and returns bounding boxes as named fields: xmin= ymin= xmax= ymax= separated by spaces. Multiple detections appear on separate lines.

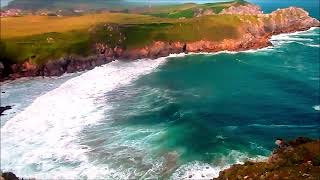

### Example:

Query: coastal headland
xmin=0 ymin=0 xmax=319 ymax=81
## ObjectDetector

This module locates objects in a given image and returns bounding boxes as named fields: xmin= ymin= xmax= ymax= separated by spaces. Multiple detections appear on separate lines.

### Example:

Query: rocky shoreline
xmin=0 ymin=7 xmax=319 ymax=82
xmin=214 ymin=137 xmax=320 ymax=180
xmin=2 ymin=137 xmax=319 ymax=180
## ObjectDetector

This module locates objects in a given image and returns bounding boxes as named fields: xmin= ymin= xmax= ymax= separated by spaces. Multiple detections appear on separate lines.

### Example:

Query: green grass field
xmin=0 ymin=13 xmax=170 ymax=64
xmin=6 ymin=0 xmax=140 ymax=10
xmin=142 ymin=0 xmax=248 ymax=18
xmin=1 ymin=0 xmax=254 ymax=65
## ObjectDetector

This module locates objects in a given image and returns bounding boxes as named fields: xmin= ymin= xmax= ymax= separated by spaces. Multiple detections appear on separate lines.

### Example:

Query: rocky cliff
xmin=220 ymin=4 xmax=262 ymax=15
xmin=0 ymin=7 xmax=319 ymax=81
xmin=214 ymin=137 xmax=320 ymax=180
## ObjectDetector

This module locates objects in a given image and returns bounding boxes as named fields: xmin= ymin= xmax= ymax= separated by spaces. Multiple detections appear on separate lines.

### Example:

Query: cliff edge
xmin=214 ymin=137 xmax=320 ymax=180
xmin=0 ymin=5 xmax=319 ymax=81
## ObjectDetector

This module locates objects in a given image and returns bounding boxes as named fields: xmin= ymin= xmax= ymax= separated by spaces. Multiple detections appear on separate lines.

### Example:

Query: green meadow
xmin=142 ymin=0 xmax=248 ymax=18
xmin=1 ymin=0 xmax=253 ymax=65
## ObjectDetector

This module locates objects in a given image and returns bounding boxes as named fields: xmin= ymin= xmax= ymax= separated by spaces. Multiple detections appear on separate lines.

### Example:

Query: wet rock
xmin=161 ymin=152 xmax=178 ymax=178
xmin=0 ymin=105 xmax=12 ymax=116
xmin=0 ymin=62 xmax=4 ymax=76
xmin=43 ymin=59 xmax=68 ymax=76
xmin=1 ymin=172 xmax=18 ymax=180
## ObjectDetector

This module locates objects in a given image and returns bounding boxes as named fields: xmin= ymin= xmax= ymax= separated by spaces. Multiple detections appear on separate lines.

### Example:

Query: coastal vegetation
xmin=0 ymin=13 xmax=166 ymax=64
xmin=1 ymin=9 xmax=244 ymax=65
xmin=142 ymin=0 xmax=248 ymax=18
xmin=6 ymin=0 xmax=131 ymax=10
xmin=0 ymin=0 xmax=319 ymax=80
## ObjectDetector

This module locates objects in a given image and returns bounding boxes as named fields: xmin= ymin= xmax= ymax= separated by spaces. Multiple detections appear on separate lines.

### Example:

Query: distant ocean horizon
xmin=250 ymin=0 xmax=320 ymax=19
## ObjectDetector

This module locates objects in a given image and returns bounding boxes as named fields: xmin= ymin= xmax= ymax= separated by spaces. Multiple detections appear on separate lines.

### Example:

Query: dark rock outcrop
xmin=1 ymin=172 xmax=19 ymax=180
xmin=1 ymin=55 xmax=110 ymax=81
xmin=214 ymin=137 xmax=320 ymax=180
xmin=0 ymin=106 xmax=12 ymax=116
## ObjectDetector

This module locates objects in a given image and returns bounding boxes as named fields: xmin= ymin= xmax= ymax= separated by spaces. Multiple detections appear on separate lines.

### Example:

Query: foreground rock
xmin=0 ymin=106 xmax=12 ymax=116
xmin=1 ymin=172 xmax=19 ymax=180
xmin=214 ymin=137 xmax=320 ymax=180
xmin=0 ymin=7 xmax=319 ymax=81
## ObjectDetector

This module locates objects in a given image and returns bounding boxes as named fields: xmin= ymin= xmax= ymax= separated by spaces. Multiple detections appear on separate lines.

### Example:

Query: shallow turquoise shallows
xmin=1 ymin=30 xmax=319 ymax=180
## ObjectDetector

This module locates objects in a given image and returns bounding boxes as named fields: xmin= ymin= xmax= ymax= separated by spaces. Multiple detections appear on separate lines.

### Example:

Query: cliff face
xmin=95 ymin=7 xmax=319 ymax=61
xmin=259 ymin=7 xmax=319 ymax=34
xmin=1 ymin=7 xmax=319 ymax=81
xmin=220 ymin=4 xmax=263 ymax=15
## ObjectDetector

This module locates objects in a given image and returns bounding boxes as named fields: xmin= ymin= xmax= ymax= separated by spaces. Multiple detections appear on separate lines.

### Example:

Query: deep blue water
xmin=250 ymin=0 xmax=320 ymax=19
xmin=1 ymin=28 xmax=319 ymax=179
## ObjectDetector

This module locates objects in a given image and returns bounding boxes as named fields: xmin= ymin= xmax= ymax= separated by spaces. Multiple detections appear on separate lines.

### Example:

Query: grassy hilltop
xmin=139 ymin=0 xmax=248 ymax=18
xmin=5 ymin=0 xmax=136 ymax=10
xmin=1 ymin=0 xmax=251 ymax=65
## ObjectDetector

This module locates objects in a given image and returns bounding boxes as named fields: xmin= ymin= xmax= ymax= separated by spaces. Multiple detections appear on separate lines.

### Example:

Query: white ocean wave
xmin=0 ymin=58 xmax=167 ymax=179
xmin=171 ymin=161 xmax=225 ymax=180
xmin=304 ymin=44 xmax=320 ymax=48
xmin=248 ymin=124 xmax=318 ymax=128
xmin=170 ymin=151 xmax=267 ymax=180
xmin=313 ymin=105 xmax=320 ymax=111
xmin=309 ymin=77 xmax=320 ymax=81
xmin=270 ymin=27 xmax=319 ymax=47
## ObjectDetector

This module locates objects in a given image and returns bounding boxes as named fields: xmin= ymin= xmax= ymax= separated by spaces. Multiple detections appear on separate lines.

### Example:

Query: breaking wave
xmin=0 ymin=58 xmax=167 ymax=178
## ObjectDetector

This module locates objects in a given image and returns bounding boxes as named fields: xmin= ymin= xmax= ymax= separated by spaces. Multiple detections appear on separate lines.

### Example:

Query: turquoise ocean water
xmin=1 ymin=1 xmax=319 ymax=179
xmin=1 ymin=27 xmax=319 ymax=179
xmin=250 ymin=0 xmax=320 ymax=19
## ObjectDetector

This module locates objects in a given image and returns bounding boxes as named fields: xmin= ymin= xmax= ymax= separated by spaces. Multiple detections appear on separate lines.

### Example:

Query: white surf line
xmin=313 ymin=105 xmax=320 ymax=111
xmin=0 ymin=58 xmax=167 ymax=179
xmin=171 ymin=151 xmax=267 ymax=180
xmin=270 ymin=27 xmax=319 ymax=46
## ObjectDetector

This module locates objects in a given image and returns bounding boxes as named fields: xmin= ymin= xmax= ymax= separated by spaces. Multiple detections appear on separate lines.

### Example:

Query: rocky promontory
xmin=214 ymin=137 xmax=320 ymax=180
xmin=0 ymin=6 xmax=319 ymax=81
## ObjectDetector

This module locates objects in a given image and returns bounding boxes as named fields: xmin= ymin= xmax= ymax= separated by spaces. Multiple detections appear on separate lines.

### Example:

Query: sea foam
xmin=0 ymin=58 xmax=167 ymax=178
xmin=313 ymin=105 xmax=320 ymax=111
xmin=270 ymin=27 xmax=319 ymax=47
xmin=170 ymin=151 xmax=267 ymax=179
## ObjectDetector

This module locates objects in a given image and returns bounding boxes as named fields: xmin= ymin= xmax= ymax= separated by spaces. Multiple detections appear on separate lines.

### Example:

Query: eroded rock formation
xmin=214 ymin=137 xmax=320 ymax=180
xmin=220 ymin=4 xmax=263 ymax=15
